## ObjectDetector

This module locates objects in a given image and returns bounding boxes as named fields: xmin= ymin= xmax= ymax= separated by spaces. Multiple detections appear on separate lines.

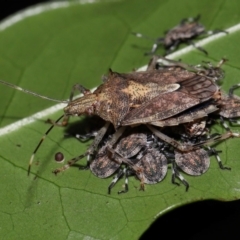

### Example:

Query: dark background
xmin=1 ymin=1 xmax=240 ymax=239
xmin=0 ymin=0 xmax=50 ymax=20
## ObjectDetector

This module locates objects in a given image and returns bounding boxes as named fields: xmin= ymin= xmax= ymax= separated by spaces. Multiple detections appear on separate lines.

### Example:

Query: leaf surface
xmin=0 ymin=0 xmax=240 ymax=239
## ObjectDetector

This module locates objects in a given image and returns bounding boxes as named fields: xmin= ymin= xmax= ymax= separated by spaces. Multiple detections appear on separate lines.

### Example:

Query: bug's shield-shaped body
xmin=175 ymin=148 xmax=210 ymax=176
xmin=164 ymin=19 xmax=205 ymax=49
xmin=90 ymin=144 xmax=120 ymax=178
xmin=90 ymin=129 xmax=147 ymax=179
xmin=64 ymin=65 xmax=220 ymax=129
xmin=134 ymin=148 xmax=168 ymax=184
xmin=121 ymin=71 xmax=220 ymax=126
xmin=219 ymin=94 xmax=240 ymax=119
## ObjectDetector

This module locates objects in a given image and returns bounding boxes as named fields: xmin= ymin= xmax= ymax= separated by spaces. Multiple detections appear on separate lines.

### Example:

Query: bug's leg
xmin=118 ymin=168 xmax=136 ymax=194
xmin=149 ymin=124 xmax=239 ymax=154
xmin=145 ymin=42 xmax=159 ymax=55
xmin=147 ymin=55 xmax=160 ymax=71
xmin=53 ymin=122 xmax=111 ymax=174
xmin=207 ymin=147 xmax=231 ymax=170
xmin=78 ymin=154 xmax=92 ymax=170
xmin=187 ymin=39 xmax=208 ymax=55
xmin=74 ymin=132 xmax=98 ymax=141
xmin=105 ymin=127 xmax=127 ymax=156
xmin=107 ymin=147 xmax=145 ymax=191
xmin=118 ymin=168 xmax=129 ymax=194
xmin=108 ymin=168 xmax=124 ymax=194
xmin=171 ymin=161 xmax=189 ymax=191
xmin=147 ymin=125 xmax=194 ymax=152
xmin=194 ymin=130 xmax=240 ymax=148
xmin=171 ymin=161 xmax=179 ymax=186
xmin=219 ymin=116 xmax=231 ymax=132
xmin=28 ymin=114 xmax=64 ymax=175
xmin=219 ymin=116 xmax=240 ymax=138
xmin=52 ymin=152 xmax=89 ymax=174
xmin=228 ymin=118 xmax=240 ymax=126
xmin=228 ymin=83 xmax=240 ymax=97
xmin=155 ymin=56 xmax=196 ymax=72
xmin=165 ymin=39 xmax=181 ymax=55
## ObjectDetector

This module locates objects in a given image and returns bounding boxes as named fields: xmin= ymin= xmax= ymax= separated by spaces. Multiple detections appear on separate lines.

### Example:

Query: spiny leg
xmin=53 ymin=152 xmax=89 ymax=174
xmin=153 ymin=55 xmax=200 ymax=73
xmin=171 ymin=161 xmax=189 ymax=191
xmin=148 ymin=124 xmax=240 ymax=152
xmin=28 ymin=114 xmax=64 ymax=175
xmin=147 ymin=55 xmax=160 ymax=71
xmin=228 ymin=118 xmax=240 ymax=125
xmin=107 ymin=147 xmax=145 ymax=191
xmin=229 ymin=83 xmax=240 ymax=97
xmin=118 ymin=168 xmax=135 ymax=194
xmin=108 ymin=168 xmax=125 ymax=194
xmin=186 ymin=39 xmax=208 ymax=55
xmin=207 ymin=147 xmax=231 ymax=170
xmin=147 ymin=125 xmax=195 ymax=152
xmin=220 ymin=116 xmax=231 ymax=132
xmin=193 ymin=131 xmax=239 ymax=148
xmin=53 ymin=122 xmax=111 ymax=174
xmin=165 ymin=39 xmax=181 ymax=55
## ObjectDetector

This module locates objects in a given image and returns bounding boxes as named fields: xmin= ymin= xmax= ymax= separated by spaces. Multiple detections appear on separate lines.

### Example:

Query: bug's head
xmin=64 ymin=94 xmax=97 ymax=117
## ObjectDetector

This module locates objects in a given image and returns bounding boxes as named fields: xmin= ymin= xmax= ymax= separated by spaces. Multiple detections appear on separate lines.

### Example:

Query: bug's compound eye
xmin=55 ymin=152 xmax=65 ymax=163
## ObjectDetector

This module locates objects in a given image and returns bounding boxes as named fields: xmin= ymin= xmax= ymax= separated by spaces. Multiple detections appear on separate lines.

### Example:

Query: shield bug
xmin=172 ymin=144 xmax=230 ymax=191
xmin=133 ymin=15 xmax=227 ymax=55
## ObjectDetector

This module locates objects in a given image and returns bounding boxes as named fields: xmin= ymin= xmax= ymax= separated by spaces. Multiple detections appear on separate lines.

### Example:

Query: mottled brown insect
xmin=133 ymin=15 xmax=227 ymax=55
xmin=64 ymin=58 xmax=220 ymax=131
xmin=218 ymin=84 xmax=240 ymax=120
xmin=174 ymin=148 xmax=210 ymax=176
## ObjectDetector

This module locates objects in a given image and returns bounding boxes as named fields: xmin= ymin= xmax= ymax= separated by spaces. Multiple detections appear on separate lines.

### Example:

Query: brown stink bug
xmin=133 ymin=15 xmax=227 ymax=55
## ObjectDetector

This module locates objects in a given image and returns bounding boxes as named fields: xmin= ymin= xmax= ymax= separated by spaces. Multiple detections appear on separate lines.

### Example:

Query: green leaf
xmin=0 ymin=0 xmax=240 ymax=239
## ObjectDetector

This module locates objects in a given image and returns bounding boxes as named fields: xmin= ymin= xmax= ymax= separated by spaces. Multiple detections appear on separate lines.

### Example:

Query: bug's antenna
xmin=0 ymin=79 xmax=68 ymax=103
xmin=28 ymin=114 xmax=65 ymax=175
